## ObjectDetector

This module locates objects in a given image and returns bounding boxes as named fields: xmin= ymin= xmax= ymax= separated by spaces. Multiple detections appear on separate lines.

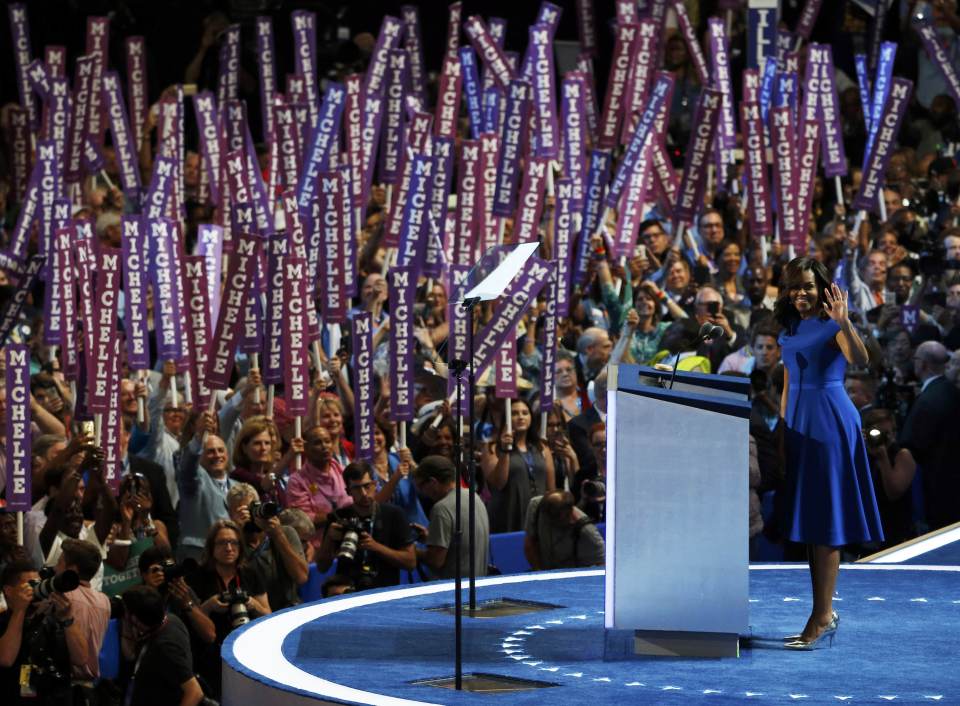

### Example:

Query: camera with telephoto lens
xmin=582 ymin=479 xmax=606 ymax=500
xmin=249 ymin=500 xmax=280 ymax=520
xmin=29 ymin=567 xmax=80 ymax=601
xmin=159 ymin=557 xmax=197 ymax=586
xmin=219 ymin=587 xmax=251 ymax=628
xmin=336 ymin=515 xmax=373 ymax=562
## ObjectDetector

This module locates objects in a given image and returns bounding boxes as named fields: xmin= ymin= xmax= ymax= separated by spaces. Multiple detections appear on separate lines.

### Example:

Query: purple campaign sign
xmin=460 ymin=47 xmax=483 ymax=140
xmin=539 ymin=261 xmax=560 ymax=411
xmin=194 ymin=92 xmax=222 ymax=204
xmin=673 ymin=88 xmax=722 ymax=227
xmin=614 ymin=145 xmax=649 ymax=258
xmin=402 ymin=6 xmax=428 ymax=106
xmin=182 ymin=256 xmax=213 ymax=409
xmin=84 ymin=16 xmax=109 ymax=150
xmin=319 ymin=172 xmax=348 ymax=324
xmin=263 ymin=234 xmax=287 ymax=387
xmin=88 ymin=248 xmax=121 ymax=413
xmin=206 ymin=233 xmax=262 ymax=391
xmin=102 ymin=71 xmax=143 ymax=206
xmin=378 ymin=50 xmax=409 ymax=186
xmin=297 ymin=82 xmax=345 ymax=210
xmin=795 ymin=0 xmax=823 ymax=39
xmin=9 ymin=108 xmax=29 ymax=203
xmin=365 ymin=15 xmax=403 ymax=99
xmin=291 ymin=11 xmax=319 ymax=128
xmin=55 ymin=229 xmax=79 ymax=379
xmin=148 ymin=219 xmax=184 ymax=360
xmin=343 ymin=75 xmax=363 ymax=208
xmin=770 ymin=106 xmax=800 ymax=248
xmin=561 ymin=74 xmax=588 ymax=199
xmin=478 ymin=134 xmax=501 ymax=254
xmin=576 ymin=0 xmax=597 ymax=57
xmin=741 ymin=101 xmax=773 ymax=237
xmin=352 ymin=311 xmax=376 ymax=461
xmin=806 ymin=44 xmax=847 ymax=178
xmin=854 ymin=78 xmax=913 ymax=214
xmin=495 ymin=330 xmax=517 ymax=399
xmin=672 ymin=0 xmax=708 ymax=85
xmin=621 ymin=19 xmax=658 ymax=145
xmin=481 ymin=85 xmax=501 ymax=136
xmin=598 ymin=23 xmax=637 ymax=149
xmin=143 ymin=156 xmax=175 ymax=220
xmin=446 ymin=265 xmax=471 ymax=415
xmin=121 ymin=216 xmax=150 ymax=370
xmin=4 ymin=344 xmax=32 ymax=510
xmin=442 ymin=3 xmax=463 ymax=72
xmin=256 ymin=16 xmax=276 ymax=142
xmin=855 ymin=54 xmax=872 ymax=136
xmin=126 ymin=37 xmax=148 ymax=152
xmin=916 ymin=18 xmax=960 ymax=112
xmin=34 ymin=140 xmax=59 ymax=281
xmin=217 ymin=25 xmax=241 ymax=108
xmin=0 ymin=255 xmax=44 ymax=345
xmin=513 ymin=158 xmax=549 ymax=243
xmin=493 ymin=80 xmax=532 ymax=217
xmin=463 ymin=15 xmax=514 ymax=90
xmin=472 ymin=256 xmax=551 ymax=378
xmin=435 ymin=59 xmax=463 ymax=140
xmin=397 ymin=154 xmax=436 ymax=279
xmin=428 ymin=137 xmax=455 ymax=275
xmin=530 ymin=24 xmax=559 ymax=159
xmin=574 ymin=149 xmax=612 ymax=285
xmin=389 ymin=266 xmax=416 ymax=423
xmin=64 ymin=55 xmax=95 ymax=183
xmin=606 ymin=73 xmax=672 ymax=209
xmin=863 ymin=42 xmax=897 ymax=171
xmin=553 ymin=178 xmax=580 ymax=317
xmin=282 ymin=257 xmax=311 ymax=416
xmin=709 ymin=18 xmax=737 ymax=159
xmin=8 ymin=4 xmax=38 ymax=128
xmin=455 ymin=139 xmax=481 ymax=266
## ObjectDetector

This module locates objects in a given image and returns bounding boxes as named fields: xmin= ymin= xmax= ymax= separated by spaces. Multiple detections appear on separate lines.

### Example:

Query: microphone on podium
xmin=666 ymin=322 xmax=724 ymax=390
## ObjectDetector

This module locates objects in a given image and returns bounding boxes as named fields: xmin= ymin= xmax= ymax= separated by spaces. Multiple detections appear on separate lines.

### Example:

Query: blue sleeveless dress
xmin=779 ymin=317 xmax=884 ymax=546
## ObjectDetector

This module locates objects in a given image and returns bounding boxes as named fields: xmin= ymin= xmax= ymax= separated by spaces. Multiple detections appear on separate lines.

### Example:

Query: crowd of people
xmin=0 ymin=0 xmax=959 ymax=703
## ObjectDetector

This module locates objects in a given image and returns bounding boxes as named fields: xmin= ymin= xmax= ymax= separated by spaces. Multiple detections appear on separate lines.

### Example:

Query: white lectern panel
xmin=605 ymin=389 xmax=749 ymax=635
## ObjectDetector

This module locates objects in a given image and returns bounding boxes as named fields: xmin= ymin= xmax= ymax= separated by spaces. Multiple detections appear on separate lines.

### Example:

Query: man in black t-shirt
xmin=120 ymin=585 xmax=203 ymax=706
xmin=317 ymin=462 xmax=415 ymax=593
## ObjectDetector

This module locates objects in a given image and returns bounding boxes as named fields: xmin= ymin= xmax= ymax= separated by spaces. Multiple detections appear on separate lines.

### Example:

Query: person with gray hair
xmin=899 ymin=339 xmax=960 ymax=530
xmin=575 ymin=327 xmax=612 ymax=385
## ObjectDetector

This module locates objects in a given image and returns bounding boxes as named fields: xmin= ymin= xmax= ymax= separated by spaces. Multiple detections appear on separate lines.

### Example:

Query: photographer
xmin=138 ymin=546 xmax=215 ymax=646
xmin=226 ymin=483 xmax=308 ymax=611
xmin=524 ymin=491 xmax=605 ymax=570
xmin=0 ymin=559 xmax=87 ymax=704
xmin=185 ymin=520 xmax=269 ymax=701
xmin=317 ymin=462 xmax=415 ymax=594
xmin=118 ymin=585 xmax=204 ymax=706
xmin=862 ymin=410 xmax=917 ymax=550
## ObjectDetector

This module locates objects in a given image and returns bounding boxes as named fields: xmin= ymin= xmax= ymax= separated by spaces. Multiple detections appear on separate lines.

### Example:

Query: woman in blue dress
xmin=775 ymin=257 xmax=884 ymax=649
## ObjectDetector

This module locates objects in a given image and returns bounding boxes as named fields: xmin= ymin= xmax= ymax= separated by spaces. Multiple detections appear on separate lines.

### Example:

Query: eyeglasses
xmin=348 ymin=481 xmax=376 ymax=492
xmin=215 ymin=539 xmax=240 ymax=548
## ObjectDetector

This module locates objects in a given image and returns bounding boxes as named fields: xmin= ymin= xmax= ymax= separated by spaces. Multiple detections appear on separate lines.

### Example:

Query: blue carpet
xmin=255 ymin=566 xmax=960 ymax=704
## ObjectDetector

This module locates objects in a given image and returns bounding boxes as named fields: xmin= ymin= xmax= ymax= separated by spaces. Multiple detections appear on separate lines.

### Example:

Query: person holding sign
xmin=775 ymin=257 xmax=883 ymax=649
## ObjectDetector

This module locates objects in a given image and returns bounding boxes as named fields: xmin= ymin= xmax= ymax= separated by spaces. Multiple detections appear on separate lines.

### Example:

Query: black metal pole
xmin=464 ymin=298 xmax=478 ymax=610
xmin=450 ymin=354 xmax=465 ymax=690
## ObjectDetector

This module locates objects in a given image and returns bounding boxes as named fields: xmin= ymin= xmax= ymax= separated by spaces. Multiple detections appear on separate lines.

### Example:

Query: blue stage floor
xmin=224 ymin=565 xmax=960 ymax=705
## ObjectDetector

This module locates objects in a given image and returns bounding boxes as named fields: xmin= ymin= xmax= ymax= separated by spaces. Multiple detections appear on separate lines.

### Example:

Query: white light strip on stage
xmin=230 ymin=569 xmax=605 ymax=706
xmin=749 ymin=563 xmax=960 ymax=572
xmin=866 ymin=526 xmax=960 ymax=564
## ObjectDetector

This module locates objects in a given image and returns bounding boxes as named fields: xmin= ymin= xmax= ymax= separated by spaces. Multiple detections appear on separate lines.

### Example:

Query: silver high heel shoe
xmin=784 ymin=611 xmax=838 ymax=641
xmin=784 ymin=614 xmax=839 ymax=650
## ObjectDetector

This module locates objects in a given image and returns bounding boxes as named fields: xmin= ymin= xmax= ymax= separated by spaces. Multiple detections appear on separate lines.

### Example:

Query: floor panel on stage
xmin=224 ymin=565 xmax=960 ymax=705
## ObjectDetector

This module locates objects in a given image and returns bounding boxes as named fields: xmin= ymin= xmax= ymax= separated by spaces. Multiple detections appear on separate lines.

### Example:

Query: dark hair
xmin=638 ymin=218 xmax=665 ymax=237
xmin=634 ymin=284 xmax=664 ymax=327
xmin=751 ymin=323 xmax=781 ymax=346
xmin=1 ymin=558 xmax=37 ymax=587
xmin=201 ymin=520 xmax=246 ymax=570
xmin=61 ymin=538 xmax=103 ymax=581
xmin=138 ymin=545 xmax=173 ymax=575
xmin=413 ymin=455 xmax=457 ymax=485
xmin=374 ymin=417 xmax=395 ymax=451
xmin=121 ymin=585 xmax=166 ymax=628
xmin=773 ymin=257 xmax=832 ymax=330
xmin=343 ymin=461 xmax=374 ymax=486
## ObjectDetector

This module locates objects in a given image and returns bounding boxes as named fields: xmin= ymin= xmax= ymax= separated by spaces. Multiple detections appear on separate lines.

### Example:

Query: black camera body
xmin=337 ymin=516 xmax=373 ymax=562
xmin=160 ymin=557 xmax=197 ymax=584
xmin=219 ymin=587 xmax=251 ymax=628
xmin=249 ymin=500 xmax=280 ymax=520
xmin=582 ymin=479 xmax=606 ymax=500
xmin=29 ymin=568 xmax=79 ymax=601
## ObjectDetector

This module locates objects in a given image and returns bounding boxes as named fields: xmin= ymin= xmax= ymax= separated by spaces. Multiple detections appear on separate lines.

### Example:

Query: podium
xmin=605 ymin=364 xmax=751 ymax=658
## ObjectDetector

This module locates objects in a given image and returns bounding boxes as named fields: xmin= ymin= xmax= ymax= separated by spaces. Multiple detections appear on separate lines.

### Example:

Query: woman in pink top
xmin=286 ymin=425 xmax=351 ymax=549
